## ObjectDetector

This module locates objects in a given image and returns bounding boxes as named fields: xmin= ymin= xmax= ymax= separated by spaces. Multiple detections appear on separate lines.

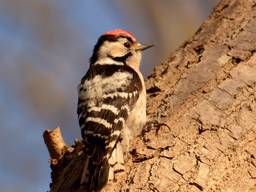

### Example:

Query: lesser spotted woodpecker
xmin=77 ymin=29 xmax=153 ymax=191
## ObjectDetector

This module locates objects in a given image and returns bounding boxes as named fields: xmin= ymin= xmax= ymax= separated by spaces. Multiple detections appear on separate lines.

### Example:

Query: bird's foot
xmin=142 ymin=120 xmax=171 ymax=136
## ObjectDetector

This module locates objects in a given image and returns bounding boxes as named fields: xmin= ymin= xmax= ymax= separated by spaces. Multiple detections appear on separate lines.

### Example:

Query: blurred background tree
xmin=0 ymin=0 xmax=218 ymax=191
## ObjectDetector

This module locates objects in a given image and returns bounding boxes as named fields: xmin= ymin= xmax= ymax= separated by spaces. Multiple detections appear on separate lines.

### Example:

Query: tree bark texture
xmin=46 ymin=0 xmax=256 ymax=191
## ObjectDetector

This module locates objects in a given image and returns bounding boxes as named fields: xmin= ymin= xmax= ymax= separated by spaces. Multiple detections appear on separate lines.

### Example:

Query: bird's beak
xmin=134 ymin=43 xmax=154 ymax=51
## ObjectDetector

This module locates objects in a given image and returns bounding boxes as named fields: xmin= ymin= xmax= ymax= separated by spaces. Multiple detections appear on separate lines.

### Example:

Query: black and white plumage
xmin=77 ymin=29 xmax=152 ymax=191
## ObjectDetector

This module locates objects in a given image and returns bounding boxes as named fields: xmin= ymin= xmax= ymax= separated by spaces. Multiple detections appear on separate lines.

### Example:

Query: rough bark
xmin=43 ymin=127 xmax=67 ymax=162
xmin=45 ymin=0 xmax=256 ymax=191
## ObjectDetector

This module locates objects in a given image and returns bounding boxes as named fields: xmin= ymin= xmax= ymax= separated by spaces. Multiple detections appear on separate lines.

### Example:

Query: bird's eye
xmin=124 ymin=42 xmax=131 ymax=48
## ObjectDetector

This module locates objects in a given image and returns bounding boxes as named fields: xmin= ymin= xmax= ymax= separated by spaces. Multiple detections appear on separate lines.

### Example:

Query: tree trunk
xmin=44 ymin=0 xmax=256 ymax=191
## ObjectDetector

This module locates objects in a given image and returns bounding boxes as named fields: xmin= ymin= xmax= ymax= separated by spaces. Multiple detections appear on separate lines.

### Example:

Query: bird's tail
xmin=81 ymin=142 xmax=110 ymax=192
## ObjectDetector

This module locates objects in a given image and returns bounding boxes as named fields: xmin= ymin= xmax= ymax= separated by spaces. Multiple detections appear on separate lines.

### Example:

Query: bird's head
xmin=90 ymin=29 xmax=153 ymax=69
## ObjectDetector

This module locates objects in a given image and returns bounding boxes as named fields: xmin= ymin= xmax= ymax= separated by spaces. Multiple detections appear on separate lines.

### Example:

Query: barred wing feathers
xmin=77 ymin=63 xmax=142 ymax=190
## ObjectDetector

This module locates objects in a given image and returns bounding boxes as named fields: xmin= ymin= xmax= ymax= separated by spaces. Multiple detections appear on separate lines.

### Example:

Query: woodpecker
xmin=77 ymin=29 xmax=153 ymax=191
